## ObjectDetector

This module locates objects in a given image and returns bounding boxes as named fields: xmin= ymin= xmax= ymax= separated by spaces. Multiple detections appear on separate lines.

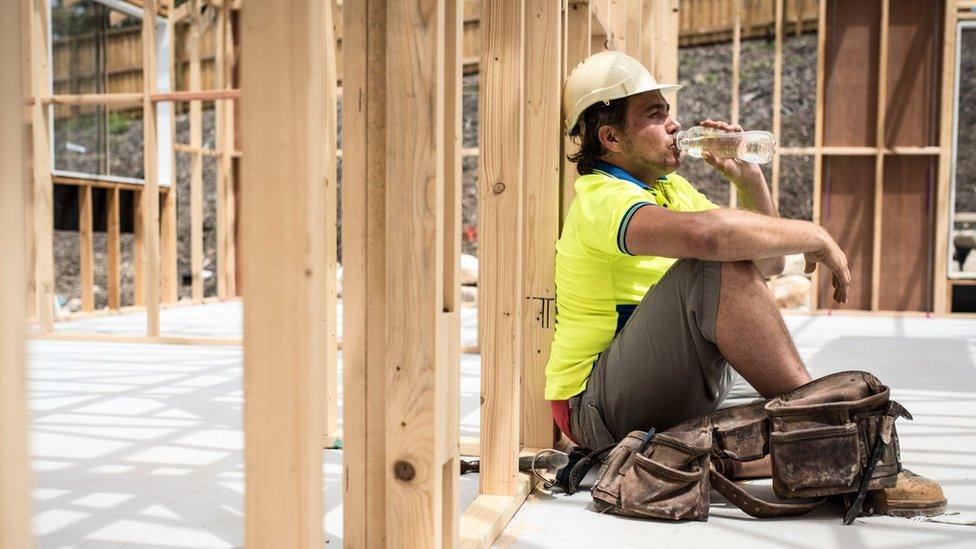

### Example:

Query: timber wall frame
xmin=8 ymin=1 xmax=972 ymax=548
xmin=23 ymin=0 xmax=241 ymax=338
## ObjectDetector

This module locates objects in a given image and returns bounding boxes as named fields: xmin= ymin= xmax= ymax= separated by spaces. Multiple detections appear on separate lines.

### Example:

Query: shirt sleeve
xmin=689 ymin=185 xmax=721 ymax=211
xmin=575 ymin=181 xmax=656 ymax=256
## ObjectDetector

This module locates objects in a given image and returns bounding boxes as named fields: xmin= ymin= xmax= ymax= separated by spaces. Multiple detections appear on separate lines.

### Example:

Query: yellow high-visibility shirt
xmin=545 ymin=161 xmax=719 ymax=400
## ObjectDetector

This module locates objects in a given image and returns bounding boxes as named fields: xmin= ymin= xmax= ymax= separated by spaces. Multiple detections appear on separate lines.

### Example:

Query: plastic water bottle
xmin=675 ymin=126 xmax=776 ymax=164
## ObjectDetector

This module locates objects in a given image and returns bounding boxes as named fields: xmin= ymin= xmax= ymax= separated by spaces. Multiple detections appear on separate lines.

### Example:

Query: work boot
xmin=866 ymin=470 xmax=947 ymax=518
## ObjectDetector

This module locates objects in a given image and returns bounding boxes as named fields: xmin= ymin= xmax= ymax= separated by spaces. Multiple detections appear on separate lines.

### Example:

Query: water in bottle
xmin=675 ymin=126 xmax=776 ymax=164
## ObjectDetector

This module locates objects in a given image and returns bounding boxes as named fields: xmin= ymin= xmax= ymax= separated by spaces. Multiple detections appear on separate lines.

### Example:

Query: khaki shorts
xmin=569 ymin=258 xmax=760 ymax=449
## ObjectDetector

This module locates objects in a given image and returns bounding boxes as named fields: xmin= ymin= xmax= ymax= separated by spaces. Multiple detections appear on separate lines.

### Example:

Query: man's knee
xmin=719 ymin=260 xmax=764 ymax=284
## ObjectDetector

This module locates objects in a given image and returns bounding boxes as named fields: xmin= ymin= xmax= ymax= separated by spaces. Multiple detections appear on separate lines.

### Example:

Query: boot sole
xmin=879 ymin=498 xmax=947 ymax=518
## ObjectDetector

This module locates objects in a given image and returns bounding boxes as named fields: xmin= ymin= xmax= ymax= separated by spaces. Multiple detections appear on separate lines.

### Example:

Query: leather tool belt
xmin=590 ymin=371 xmax=912 ymax=522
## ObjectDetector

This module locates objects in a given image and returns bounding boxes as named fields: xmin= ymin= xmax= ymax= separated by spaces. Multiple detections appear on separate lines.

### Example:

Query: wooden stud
xmin=442 ymin=0 xmax=463 ymax=543
xmin=79 ymin=184 xmax=94 ymax=312
xmin=730 ymin=0 xmax=742 ymax=208
xmin=1 ymin=0 xmax=32 ymax=543
xmin=562 ymin=0 xmax=590 ymax=223
xmin=22 ymin=0 xmax=34 ymax=322
xmin=189 ymin=0 xmax=204 ymax=303
xmin=220 ymin=2 xmax=237 ymax=298
xmin=934 ymin=0 xmax=956 ymax=313
xmin=341 ymin=0 xmax=385 ymax=544
xmin=141 ymin=0 xmax=161 ymax=336
xmin=383 ymin=0 xmax=456 ymax=544
xmin=772 ymin=0 xmax=783 ymax=209
xmin=480 ymin=0 xmax=524 ymax=498
xmin=30 ymin=0 xmax=55 ymax=333
xmin=161 ymin=181 xmax=178 ymax=303
xmin=161 ymin=13 xmax=178 ymax=305
xmin=810 ymin=0 xmax=826 ymax=310
xmin=215 ymin=3 xmax=228 ymax=300
xmin=521 ymin=0 xmax=562 ymax=449
xmin=241 ymin=0 xmax=330 ymax=546
xmin=321 ymin=0 xmax=339 ymax=454
xmin=107 ymin=187 xmax=121 ymax=310
xmin=871 ymin=0 xmax=890 ymax=312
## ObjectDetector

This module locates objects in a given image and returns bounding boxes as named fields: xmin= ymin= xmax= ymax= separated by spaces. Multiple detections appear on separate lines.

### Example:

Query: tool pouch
xmin=592 ymin=417 xmax=712 ymax=521
xmin=765 ymin=371 xmax=910 ymax=499
xmin=590 ymin=371 xmax=911 ymax=521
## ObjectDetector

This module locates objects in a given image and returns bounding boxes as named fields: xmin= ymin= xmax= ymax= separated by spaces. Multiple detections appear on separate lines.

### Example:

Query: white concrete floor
xmin=28 ymin=304 xmax=976 ymax=547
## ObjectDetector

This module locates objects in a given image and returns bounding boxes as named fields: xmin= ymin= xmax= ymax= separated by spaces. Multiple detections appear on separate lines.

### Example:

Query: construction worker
xmin=547 ymin=51 xmax=945 ymax=516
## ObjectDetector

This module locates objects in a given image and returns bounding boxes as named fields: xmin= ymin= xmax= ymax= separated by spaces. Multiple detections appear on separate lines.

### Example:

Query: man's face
xmin=615 ymin=90 xmax=682 ymax=176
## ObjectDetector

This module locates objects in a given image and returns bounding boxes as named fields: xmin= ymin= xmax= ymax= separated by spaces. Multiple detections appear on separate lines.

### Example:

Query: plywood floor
xmin=27 ymin=304 xmax=976 ymax=547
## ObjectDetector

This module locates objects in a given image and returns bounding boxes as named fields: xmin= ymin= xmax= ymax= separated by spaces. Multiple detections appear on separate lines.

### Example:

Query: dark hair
xmin=567 ymin=97 xmax=629 ymax=176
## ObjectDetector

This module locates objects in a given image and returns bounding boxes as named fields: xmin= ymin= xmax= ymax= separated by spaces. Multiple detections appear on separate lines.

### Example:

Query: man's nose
xmin=667 ymin=117 xmax=681 ymax=133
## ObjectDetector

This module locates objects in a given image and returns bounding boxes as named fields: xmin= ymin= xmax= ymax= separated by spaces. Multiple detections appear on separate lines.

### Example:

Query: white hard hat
xmin=563 ymin=51 xmax=681 ymax=134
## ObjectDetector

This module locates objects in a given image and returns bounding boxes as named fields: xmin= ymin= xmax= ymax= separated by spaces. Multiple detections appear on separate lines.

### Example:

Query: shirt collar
xmin=592 ymin=160 xmax=666 ymax=191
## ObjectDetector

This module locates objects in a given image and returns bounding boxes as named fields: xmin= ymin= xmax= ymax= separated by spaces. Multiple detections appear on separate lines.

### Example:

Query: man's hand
xmin=803 ymin=233 xmax=852 ymax=304
xmin=698 ymin=119 xmax=765 ymax=188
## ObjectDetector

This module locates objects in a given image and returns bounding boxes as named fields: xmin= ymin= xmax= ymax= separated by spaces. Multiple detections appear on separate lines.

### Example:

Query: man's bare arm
xmin=624 ymin=205 xmax=851 ymax=303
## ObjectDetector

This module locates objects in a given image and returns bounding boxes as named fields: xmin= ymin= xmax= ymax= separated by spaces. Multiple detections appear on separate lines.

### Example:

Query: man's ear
xmin=598 ymin=124 xmax=622 ymax=154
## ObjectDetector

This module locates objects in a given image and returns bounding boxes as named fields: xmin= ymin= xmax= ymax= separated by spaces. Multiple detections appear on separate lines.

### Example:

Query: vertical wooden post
xmin=220 ymin=1 xmax=237 ymax=298
xmin=29 ymin=0 xmax=55 ymax=332
xmin=730 ymin=0 xmax=742 ymax=208
xmin=642 ymin=0 xmax=680 ymax=110
xmin=107 ymin=187 xmax=121 ymax=310
xmin=1 ymin=0 xmax=33 ymax=544
xmin=322 ymin=0 xmax=340 ymax=446
xmin=79 ymin=184 xmax=94 ymax=311
xmin=134 ymin=189 xmax=145 ymax=306
xmin=160 ymin=15 xmax=178 ymax=304
xmin=442 ymin=0 xmax=463 ymax=542
xmin=142 ymin=0 xmax=161 ymax=336
xmin=521 ymin=0 xmax=562 ymax=449
xmin=215 ymin=3 xmax=230 ymax=300
xmin=934 ymin=0 xmax=955 ymax=313
xmin=341 ymin=0 xmax=387 ymax=544
xmin=384 ymin=0 xmax=456 ymax=543
xmin=241 ymin=0 xmax=331 ymax=546
xmin=562 ymin=1 xmax=590 ymax=223
xmin=22 ymin=0 xmax=36 ymax=322
xmin=870 ymin=0 xmax=889 ymax=312
xmin=161 ymin=189 xmax=178 ymax=303
xmin=771 ymin=0 xmax=783 ymax=209
xmin=810 ymin=0 xmax=826 ymax=310
xmin=480 ymin=0 xmax=523 ymax=497
xmin=623 ymin=0 xmax=643 ymax=59
xmin=189 ymin=0 xmax=204 ymax=303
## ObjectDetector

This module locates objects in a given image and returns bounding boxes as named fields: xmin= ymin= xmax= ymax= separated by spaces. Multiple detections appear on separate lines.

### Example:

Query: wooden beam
xmin=934 ymin=0 xmax=956 ymax=313
xmin=0 ymin=0 xmax=32 ymax=543
xmin=79 ymin=184 xmax=94 ymax=311
xmin=107 ymin=187 xmax=121 ymax=309
xmin=189 ymin=0 xmax=204 ymax=303
xmin=30 ymin=0 xmax=55 ymax=333
xmin=459 ymin=475 xmax=531 ymax=549
xmin=215 ymin=3 xmax=228 ymax=300
xmin=141 ymin=0 xmax=161 ymax=336
xmin=383 ymin=0 xmax=456 ymax=543
xmin=730 ymin=0 xmax=741 ymax=208
xmin=320 ymin=0 xmax=339 ymax=455
xmin=562 ymin=1 xmax=590 ymax=223
xmin=772 ymin=0 xmax=783 ymax=208
xmin=521 ymin=0 xmax=561 ymax=449
xmin=442 ymin=0 xmax=463 ymax=543
xmin=870 ymin=0 xmax=890 ymax=312
xmin=219 ymin=1 xmax=237 ymax=298
xmin=642 ymin=1 xmax=680 ymax=107
xmin=809 ymin=0 xmax=826 ymax=310
xmin=161 ymin=13 xmax=178 ymax=305
xmin=241 ymin=0 xmax=330 ymax=546
xmin=480 ymin=0 xmax=523 ymax=497
xmin=340 ymin=0 xmax=386 ymax=544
